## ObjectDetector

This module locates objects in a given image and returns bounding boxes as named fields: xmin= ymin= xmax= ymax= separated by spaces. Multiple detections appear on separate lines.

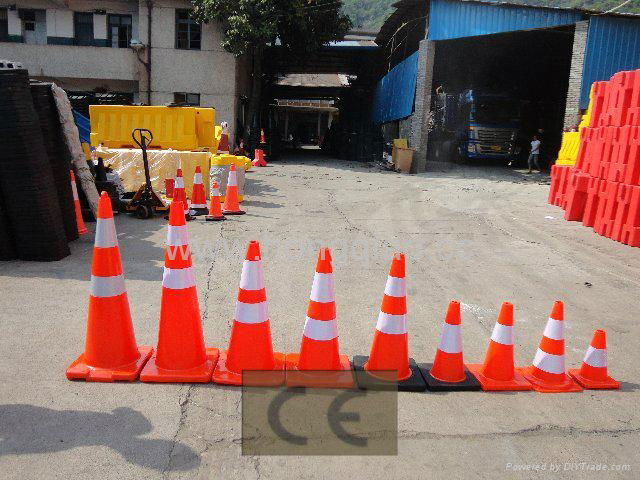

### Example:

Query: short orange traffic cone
xmin=172 ymin=168 xmax=190 ymax=215
xmin=569 ymin=329 xmax=619 ymax=389
xmin=222 ymin=164 xmax=245 ymax=215
xmin=419 ymin=301 xmax=480 ymax=391
xmin=66 ymin=192 xmax=152 ymax=381
xmin=70 ymin=170 xmax=88 ymax=235
xmin=518 ymin=301 xmax=582 ymax=393
xmin=252 ymin=149 xmax=267 ymax=167
xmin=140 ymin=200 xmax=218 ymax=382
xmin=260 ymin=128 xmax=266 ymax=144
xmin=467 ymin=302 xmax=533 ymax=391
xmin=190 ymin=166 xmax=208 ymax=214
xmin=352 ymin=253 xmax=426 ymax=391
xmin=212 ymin=241 xmax=285 ymax=386
xmin=286 ymin=248 xmax=354 ymax=388
xmin=217 ymin=122 xmax=230 ymax=154
xmin=205 ymin=181 xmax=225 ymax=221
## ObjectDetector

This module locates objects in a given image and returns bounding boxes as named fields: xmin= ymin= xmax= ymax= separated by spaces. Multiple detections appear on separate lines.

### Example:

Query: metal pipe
xmin=146 ymin=0 xmax=153 ymax=105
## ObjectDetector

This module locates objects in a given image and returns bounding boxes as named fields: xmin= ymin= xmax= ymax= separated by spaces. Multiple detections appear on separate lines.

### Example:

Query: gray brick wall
xmin=409 ymin=39 xmax=436 ymax=172
xmin=564 ymin=20 xmax=589 ymax=129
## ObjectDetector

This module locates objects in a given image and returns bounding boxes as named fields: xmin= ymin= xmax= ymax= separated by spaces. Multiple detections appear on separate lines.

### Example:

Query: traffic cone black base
xmin=419 ymin=363 xmax=481 ymax=391
xmin=352 ymin=355 xmax=427 ymax=392
xmin=67 ymin=346 xmax=153 ymax=382
xmin=190 ymin=208 xmax=209 ymax=216
xmin=204 ymin=214 xmax=226 ymax=221
xmin=222 ymin=210 xmax=245 ymax=216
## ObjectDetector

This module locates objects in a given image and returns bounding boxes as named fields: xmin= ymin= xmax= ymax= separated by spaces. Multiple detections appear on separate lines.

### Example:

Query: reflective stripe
xmin=71 ymin=179 xmax=79 ymax=201
xmin=491 ymin=323 xmax=513 ymax=345
xmin=167 ymin=225 xmax=188 ymax=246
xmin=240 ymin=261 xmax=264 ymax=290
xmin=584 ymin=346 xmax=607 ymax=367
xmin=384 ymin=276 xmax=406 ymax=297
xmin=310 ymin=272 xmax=334 ymax=302
xmin=174 ymin=177 xmax=184 ymax=188
xmin=543 ymin=318 xmax=564 ymax=341
xmin=438 ymin=323 xmax=462 ymax=353
xmin=303 ymin=317 xmax=338 ymax=341
xmin=194 ymin=173 xmax=203 ymax=184
xmin=90 ymin=274 xmax=125 ymax=297
xmin=376 ymin=312 xmax=407 ymax=335
xmin=162 ymin=267 xmax=195 ymax=289
xmin=532 ymin=348 xmax=565 ymax=374
xmin=190 ymin=204 xmax=207 ymax=209
xmin=228 ymin=172 xmax=237 ymax=187
xmin=235 ymin=301 xmax=269 ymax=324
xmin=95 ymin=218 xmax=117 ymax=248
xmin=211 ymin=187 xmax=220 ymax=197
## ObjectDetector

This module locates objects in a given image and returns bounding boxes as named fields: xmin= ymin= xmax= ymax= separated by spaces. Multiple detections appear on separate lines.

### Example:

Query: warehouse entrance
xmin=428 ymin=26 xmax=575 ymax=169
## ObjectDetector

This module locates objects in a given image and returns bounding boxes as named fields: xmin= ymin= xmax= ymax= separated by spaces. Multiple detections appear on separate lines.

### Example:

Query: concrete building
xmin=1 ymin=0 xmax=249 ymax=143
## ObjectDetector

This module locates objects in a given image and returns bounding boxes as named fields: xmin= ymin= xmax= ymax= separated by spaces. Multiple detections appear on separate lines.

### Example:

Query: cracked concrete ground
xmin=1 ymin=152 xmax=639 ymax=479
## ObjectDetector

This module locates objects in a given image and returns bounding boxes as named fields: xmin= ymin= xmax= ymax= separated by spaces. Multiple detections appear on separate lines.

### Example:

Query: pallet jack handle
xmin=132 ymin=128 xmax=153 ymax=189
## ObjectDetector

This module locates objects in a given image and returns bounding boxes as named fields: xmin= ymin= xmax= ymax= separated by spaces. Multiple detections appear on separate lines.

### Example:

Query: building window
xmin=175 ymin=9 xmax=201 ymax=50
xmin=174 ymin=92 xmax=200 ymax=106
xmin=74 ymin=12 xmax=94 ymax=46
xmin=20 ymin=9 xmax=47 ymax=45
xmin=108 ymin=14 xmax=132 ymax=48
xmin=0 ymin=9 xmax=8 ymax=41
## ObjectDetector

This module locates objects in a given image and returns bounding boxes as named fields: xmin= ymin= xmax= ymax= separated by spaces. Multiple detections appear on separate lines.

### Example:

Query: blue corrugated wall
xmin=581 ymin=16 xmax=640 ymax=108
xmin=372 ymin=51 xmax=420 ymax=124
xmin=428 ymin=0 xmax=584 ymax=40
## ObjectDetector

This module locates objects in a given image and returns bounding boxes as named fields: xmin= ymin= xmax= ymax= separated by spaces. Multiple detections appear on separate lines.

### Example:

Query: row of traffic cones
xmin=67 ymin=196 xmax=620 ymax=391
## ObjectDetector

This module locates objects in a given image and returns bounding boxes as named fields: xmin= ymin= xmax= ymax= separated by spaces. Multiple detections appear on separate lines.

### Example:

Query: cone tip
xmin=498 ymin=301 xmax=514 ymax=326
xmin=195 ymin=165 xmax=202 ymax=173
xmin=316 ymin=247 xmax=333 ymax=273
xmin=445 ymin=300 xmax=461 ymax=325
xmin=70 ymin=169 xmax=75 ymax=180
xmin=550 ymin=300 xmax=564 ymax=321
xmin=591 ymin=329 xmax=607 ymax=349
xmin=97 ymin=191 xmax=113 ymax=218
xmin=176 ymin=168 xmax=183 ymax=177
xmin=213 ymin=181 xmax=219 ymax=188
xmin=230 ymin=163 xmax=236 ymax=171
xmin=169 ymin=200 xmax=186 ymax=225
xmin=246 ymin=240 xmax=261 ymax=261
xmin=389 ymin=253 xmax=405 ymax=277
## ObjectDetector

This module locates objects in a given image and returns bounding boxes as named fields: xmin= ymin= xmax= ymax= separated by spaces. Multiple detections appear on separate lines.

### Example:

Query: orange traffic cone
xmin=190 ymin=166 xmax=208 ymax=214
xmin=352 ymin=253 xmax=426 ymax=391
xmin=140 ymin=200 xmax=218 ymax=382
xmin=222 ymin=164 xmax=245 ymax=215
xmin=205 ymin=181 xmax=225 ymax=221
xmin=419 ymin=301 xmax=480 ymax=391
xmin=286 ymin=248 xmax=354 ymax=388
xmin=217 ymin=121 xmax=230 ymax=154
xmin=518 ymin=301 xmax=582 ymax=393
xmin=569 ymin=329 xmax=619 ymax=389
xmin=252 ymin=149 xmax=267 ymax=167
xmin=467 ymin=302 xmax=533 ymax=391
xmin=172 ymin=168 xmax=190 ymax=215
xmin=66 ymin=192 xmax=152 ymax=381
xmin=70 ymin=170 xmax=88 ymax=235
xmin=212 ymin=241 xmax=285 ymax=386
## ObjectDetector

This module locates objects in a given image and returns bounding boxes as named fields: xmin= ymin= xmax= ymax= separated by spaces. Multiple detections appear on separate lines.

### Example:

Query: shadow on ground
xmin=0 ymin=404 xmax=200 ymax=472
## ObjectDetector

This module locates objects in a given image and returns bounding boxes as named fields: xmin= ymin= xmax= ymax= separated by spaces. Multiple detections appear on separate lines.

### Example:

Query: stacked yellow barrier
xmin=556 ymin=88 xmax=595 ymax=166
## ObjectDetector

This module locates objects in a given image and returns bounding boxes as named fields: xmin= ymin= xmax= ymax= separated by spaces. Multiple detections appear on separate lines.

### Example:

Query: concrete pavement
xmin=0 ymin=152 xmax=638 ymax=479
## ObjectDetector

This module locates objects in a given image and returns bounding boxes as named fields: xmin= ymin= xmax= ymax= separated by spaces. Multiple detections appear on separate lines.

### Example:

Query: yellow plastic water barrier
xmin=556 ymin=132 xmax=580 ymax=166
xmin=89 ymin=105 xmax=215 ymax=150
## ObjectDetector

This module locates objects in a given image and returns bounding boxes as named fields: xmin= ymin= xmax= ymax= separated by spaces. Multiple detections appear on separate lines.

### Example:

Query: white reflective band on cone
xmin=211 ymin=188 xmax=220 ymax=197
xmin=167 ymin=225 xmax=188 ymax=246
xmin=532 ymin=348 xmax=565 ymax=374
xmin=384 ymin=276 xmax=406 ymax=297
xmin=491 ymin=323 xmax=514 ymax=345
xmin=228 ymin=172 xmax=238 ymax=186
xmin=303 ymin=317 xmax=338 ymax=341
xmin=240 ymin=261 xmax=264 ymax=290
xmin=90 ymin=274 xmax=126 ymax=297
xmin=190 ymin=204 xmax=207 ymax=209
xmin=71 ymin=181 xmax=79 ymax=201
xmin=95 ymin=218 xmax=118 ymax=248
xmin=543 ymin=318 xmax=564 ymax=341
xmin=310 ymin=272 xmax=335 ymax=302
xmin=376 ymin=312 xmax=407 ymax=335
xmin=235 ymin=301 xmax=269 ymax=324
xmin=163 ymin=267 xmax=196 ymax=289
xmin=584 ymin=346 xmax=607 ymax=367
xmin=194 ymin=173 xmax=203 ymax=184
xmin=438 ymin=323 xmax=462 ymax=353
xmin=175 ymin=177 xmax=185 ymax=188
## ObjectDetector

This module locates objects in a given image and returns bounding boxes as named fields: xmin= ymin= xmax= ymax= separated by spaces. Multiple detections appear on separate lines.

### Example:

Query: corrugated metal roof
xmin=275 ymin=73 xmax=351 ymax=88
xmin=580 ymin=16 xmax=640 ymax=108
xmin=428 ymin=0 xmax=585 ymax=40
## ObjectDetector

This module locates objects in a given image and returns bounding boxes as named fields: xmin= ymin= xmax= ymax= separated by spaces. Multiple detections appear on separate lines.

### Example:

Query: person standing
xmin=528 ymin=135 xmax=541 ymax=173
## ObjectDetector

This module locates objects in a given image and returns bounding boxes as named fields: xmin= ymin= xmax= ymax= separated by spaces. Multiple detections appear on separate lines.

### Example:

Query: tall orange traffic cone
xmin=467 ymin=302 xmax=533 ymax=391
xmin=70 ymin=170 xmax=88 ymax=235
xmin=569 ymin=329 xmax=619 ymax=389
xmin=172 ymin=168 xmax=190 ymax=215
xmin=205 ymin=181 xmax=225 ymax=221
xmin=518 ymin=301 xmax=582 ymax=393
xmin=212 ymin=241 xmax=285 ymax=386
xmin=419 ymin=301 xmax=480 ymax=391
xmin=140 ymin=200 xmax=218 ymax=382
xmin=286 ymin=248 xmax=354 ymax=388
xmin=222 ymin=164 xmax=245 ymax=215
xmin=66 ymin=192 xmax=152 ymax=381
xmin=352 ymin=253 xmax=426 ymax=391
xmin=190 ymin=166 xmax=208 ymax=214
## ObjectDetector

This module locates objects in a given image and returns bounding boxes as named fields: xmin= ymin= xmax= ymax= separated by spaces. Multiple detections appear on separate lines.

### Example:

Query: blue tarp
xmin=372 ymin=51 xmax=420 ymax=125
xmin=73 ymin=110 xmax=90 ymax=145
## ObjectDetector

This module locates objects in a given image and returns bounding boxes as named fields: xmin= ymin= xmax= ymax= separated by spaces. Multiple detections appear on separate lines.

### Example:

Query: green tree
xmin=192 ymin=0 xmax=352 ymax=150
